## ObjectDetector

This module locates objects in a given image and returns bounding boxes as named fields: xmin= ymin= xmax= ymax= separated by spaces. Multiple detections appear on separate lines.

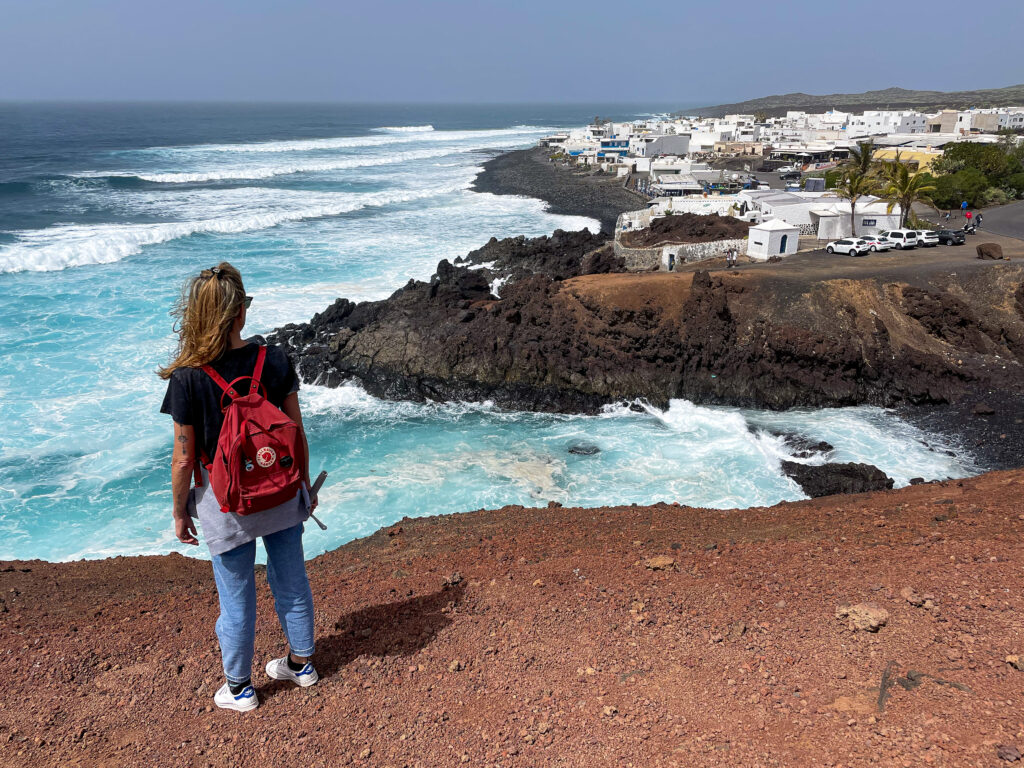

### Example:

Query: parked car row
xmin=825 ymin=227 xmax=966 ymax=256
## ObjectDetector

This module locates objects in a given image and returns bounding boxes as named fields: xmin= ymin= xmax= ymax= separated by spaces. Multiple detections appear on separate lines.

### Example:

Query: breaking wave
xmin=0 ymin=182 xmax=469 ymax=273
xmin=132 ymin=126 xmax=553 ymax=154
xmin=372 ymin=125 xmax=435 ymax=133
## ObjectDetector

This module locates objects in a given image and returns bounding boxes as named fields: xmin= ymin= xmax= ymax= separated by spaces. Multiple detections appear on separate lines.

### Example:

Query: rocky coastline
xmin=269 ymin=239 xmax=1024 ymax=464
xmin=471 ymin=146 xmax=646 ymax=233
xmin=266 ymin=146 xmax=1024 ymax=481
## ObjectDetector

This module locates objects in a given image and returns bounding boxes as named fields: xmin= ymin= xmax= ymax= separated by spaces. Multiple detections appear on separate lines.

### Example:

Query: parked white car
xmin=858 ymin=235 xmax=894 ymax=252
xmin=914 ymin=230 xmax=940 ymax=247
xmin=825 ymin=238 xmax=870 ymax=256
xmin=877 ymin=229 xmax=918 ymax=249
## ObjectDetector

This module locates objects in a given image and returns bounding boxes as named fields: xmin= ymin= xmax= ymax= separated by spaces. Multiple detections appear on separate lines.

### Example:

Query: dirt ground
xmin=2 ymin=470 xmax=1023 ymax=767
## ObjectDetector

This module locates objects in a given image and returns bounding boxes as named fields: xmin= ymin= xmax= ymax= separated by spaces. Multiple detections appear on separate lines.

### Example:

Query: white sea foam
xmin=0 ymin=182 xmax=469 ymax=273
xmin=133 ymin=126 xmax=553 ymax=154
xmin=131 ymin=147 xmax=469 ymax=183
xmin=372 ymin=125 xmax=435 ymax=133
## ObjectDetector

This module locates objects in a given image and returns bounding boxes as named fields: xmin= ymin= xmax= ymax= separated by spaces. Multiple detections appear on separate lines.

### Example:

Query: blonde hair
xmin=158 ymin=262 xmax=246 ymax=379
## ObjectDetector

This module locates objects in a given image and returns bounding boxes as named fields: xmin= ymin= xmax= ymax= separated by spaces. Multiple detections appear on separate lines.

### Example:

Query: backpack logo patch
xmin=256 ymin=446 xmax=277 ymax=468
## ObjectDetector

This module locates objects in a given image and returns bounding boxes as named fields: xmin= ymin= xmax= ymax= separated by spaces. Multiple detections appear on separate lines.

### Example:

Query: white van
xmin=877 ymin=229 xmax=918 ymax=249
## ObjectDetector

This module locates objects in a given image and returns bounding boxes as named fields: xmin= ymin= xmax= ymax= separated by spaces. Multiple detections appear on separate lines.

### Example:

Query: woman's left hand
xmin=174 ymin=512 xmax=199 ymax=546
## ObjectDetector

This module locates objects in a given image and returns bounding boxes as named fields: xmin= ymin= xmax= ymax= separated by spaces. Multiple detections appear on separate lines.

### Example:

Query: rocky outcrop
xmin=456 ymin=228 xmax=615 ymax=284
xmin=781 ymin=461 xmax=895 ymax=498
xmin=270 ymin=232 xmax=1024 ymax=414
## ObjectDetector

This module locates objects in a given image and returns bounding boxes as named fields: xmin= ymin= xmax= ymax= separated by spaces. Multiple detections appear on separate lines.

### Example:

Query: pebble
xmin=900 ymin=586 xmax=924 ymax=607
xmin=997 ymin=744 xmax=1021 ymax=762
xmin=644 ymin=556 xmax=674 ymax=571
xmin=835 ymin=602 xmax=889 ymax=632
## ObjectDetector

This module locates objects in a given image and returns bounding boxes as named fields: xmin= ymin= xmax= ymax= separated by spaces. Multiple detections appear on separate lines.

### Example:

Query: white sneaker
xmin=213 ymin=682 xmax=259 ymax=712
xmin=265 ymin=656 xmax=319 ymax=687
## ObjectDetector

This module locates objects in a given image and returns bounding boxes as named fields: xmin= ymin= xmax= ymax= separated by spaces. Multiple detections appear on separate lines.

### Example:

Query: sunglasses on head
xmin=243 ymin=296 xmax=253 ymax=309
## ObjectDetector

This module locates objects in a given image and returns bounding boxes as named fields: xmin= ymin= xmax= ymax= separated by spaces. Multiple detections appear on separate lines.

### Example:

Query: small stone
xmin=359 ymin=748 xmax=372 ymax=760
xmin=532 ymin=579 xmax=545 ymax=587
xmin=997 ymin=744 xmax=1021 ymax=762
xmin=448 ymin=660 xmax=463 ymax=672
xmin=538 ymin=722 xmax=551 ymax=734
xmin=835 ymin=602 xmax=889 ymax=632
xmin=728 ymin=621 xmax=746 ymax=640
xmin=1006 ymin=655 xmax=1024 ymax=671
xmin=973 ymin=402 xmax=996 ymax=416
xmin=602 ymin=706 xmax=617 ymax=717
xmin=644 ymin=556 xmax=675 ymax=571
xmin=900 ymin=587 xmax=924 ymax=607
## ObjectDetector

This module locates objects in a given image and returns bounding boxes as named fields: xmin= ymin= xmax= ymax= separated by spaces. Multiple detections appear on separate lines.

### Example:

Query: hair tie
xmin=211 ymin=267 xmax=222 ymax=276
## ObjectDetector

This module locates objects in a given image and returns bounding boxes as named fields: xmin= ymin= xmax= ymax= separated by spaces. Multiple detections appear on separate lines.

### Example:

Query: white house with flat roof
xmin=737 ymin=189 xmax=901 ymax=238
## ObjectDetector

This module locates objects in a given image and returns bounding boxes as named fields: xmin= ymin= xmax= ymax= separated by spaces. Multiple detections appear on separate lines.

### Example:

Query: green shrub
xmin=982 ymin=187 xmax=1011 ymax=206
xmin=931 ymin=167 xmax=990 ymax=209
xmin=1006 ymin=172 xmax=1024 ymax=198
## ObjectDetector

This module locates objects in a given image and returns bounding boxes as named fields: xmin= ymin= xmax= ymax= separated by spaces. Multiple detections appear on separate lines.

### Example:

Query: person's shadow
xmin=259 ymin=583 xmax=465 ymax=700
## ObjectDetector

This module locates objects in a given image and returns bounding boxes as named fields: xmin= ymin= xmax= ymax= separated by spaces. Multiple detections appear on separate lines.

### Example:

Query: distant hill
xmin=687 ymin=84 xmax=1024 ymax=118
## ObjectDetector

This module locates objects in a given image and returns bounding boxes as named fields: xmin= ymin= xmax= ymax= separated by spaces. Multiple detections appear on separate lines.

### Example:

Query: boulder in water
xmin=781 ymin=461 xmax=894 ymax=498
xmin=568 ymin=443 xmax=600 ymax=456
xmin=773 ymin=432 xmax=834 ymax=459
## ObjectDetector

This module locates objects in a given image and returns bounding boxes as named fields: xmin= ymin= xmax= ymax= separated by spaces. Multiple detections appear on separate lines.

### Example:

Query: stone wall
xmin=612 ymin=240 xmax=662 ymax=271
xmin=613 ymin=237 xmax=749 ymax=271
xmin=661 ymin=238 xmax=749 ymax=270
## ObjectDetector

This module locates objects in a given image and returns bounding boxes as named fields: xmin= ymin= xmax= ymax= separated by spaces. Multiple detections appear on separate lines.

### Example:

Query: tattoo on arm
xmin=177 ymin=432 xmax=189 ymax=455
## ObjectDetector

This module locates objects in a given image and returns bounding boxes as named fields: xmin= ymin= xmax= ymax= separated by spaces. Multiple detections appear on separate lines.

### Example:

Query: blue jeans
xmin=210 ymin=523 xmax=315 ymax=684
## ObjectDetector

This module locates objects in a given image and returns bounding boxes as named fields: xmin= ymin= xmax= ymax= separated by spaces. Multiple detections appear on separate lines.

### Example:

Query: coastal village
xmin=538 ymin=106 xmax=1024 ymax=266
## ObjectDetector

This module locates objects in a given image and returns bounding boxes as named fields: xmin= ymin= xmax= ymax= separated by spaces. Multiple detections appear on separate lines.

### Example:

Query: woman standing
xmin=159 ymin=263 xmax=319 ymax=712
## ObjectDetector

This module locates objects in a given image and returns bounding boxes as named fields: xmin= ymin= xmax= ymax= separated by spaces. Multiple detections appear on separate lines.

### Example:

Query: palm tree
xmin=879 ymin=160 xmax=937 ymax=228
xmin=835 ymin=169 xmax=880 ymax=237
xmin=846 ymin=140 xmax=877 ymax=176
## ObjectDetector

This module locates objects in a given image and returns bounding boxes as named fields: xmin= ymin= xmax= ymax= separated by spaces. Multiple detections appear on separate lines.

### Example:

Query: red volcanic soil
xmin=2 ymin=471 xmax=1024 ymax=767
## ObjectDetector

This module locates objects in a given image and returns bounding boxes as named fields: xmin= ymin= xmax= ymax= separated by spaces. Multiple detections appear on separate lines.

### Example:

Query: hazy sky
xmin=3 ymin=0 xmax=1023 ymax=104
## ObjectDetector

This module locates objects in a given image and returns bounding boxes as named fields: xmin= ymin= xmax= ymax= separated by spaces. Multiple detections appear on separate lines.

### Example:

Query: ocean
xmin=0 ymin=103 xmax=975 ymax=562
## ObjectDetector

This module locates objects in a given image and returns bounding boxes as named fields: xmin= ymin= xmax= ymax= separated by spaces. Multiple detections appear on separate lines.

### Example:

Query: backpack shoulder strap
xmin=201 ymin=363 xmax=241 ymax=400
xmin=250 ymin=345 xmax=268 ymax=394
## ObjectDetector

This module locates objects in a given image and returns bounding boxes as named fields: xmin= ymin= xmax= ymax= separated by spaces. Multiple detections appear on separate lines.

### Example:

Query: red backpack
xmin=196 ymin=346 xmax=306 ymax=515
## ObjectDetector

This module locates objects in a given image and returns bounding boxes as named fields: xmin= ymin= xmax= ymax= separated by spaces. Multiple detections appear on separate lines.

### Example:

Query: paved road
xmin=976 ymin=199 xmax=1024 ymax=241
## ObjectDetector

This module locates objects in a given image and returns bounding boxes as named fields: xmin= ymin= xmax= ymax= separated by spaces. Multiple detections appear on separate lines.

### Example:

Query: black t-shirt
xmin=160 ymin=341 xmax=299 ymax=461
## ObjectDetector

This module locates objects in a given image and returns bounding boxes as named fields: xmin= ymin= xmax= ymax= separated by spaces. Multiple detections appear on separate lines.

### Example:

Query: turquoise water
xmin=0 ymin=104 xmax=976 ymax=561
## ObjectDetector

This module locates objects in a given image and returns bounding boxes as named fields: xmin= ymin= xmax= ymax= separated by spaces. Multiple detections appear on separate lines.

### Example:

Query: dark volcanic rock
xmin=457 ymin=229 xmax=613 ymax=285
xmin=977 ymin=242 xmax=1004 ymax=260
xmin=620 ymin=212 xmax=749 ymax=248
xmin=772 ymin=432 xmax=835 ymax=459
xmin=270 ymin=236 xmax=1024 ymax=414
xmin=472 ymin=146 xmax=646 ymax=233
xmin=781 ymin=461 xmax=894 ymax=498
xmin=568 ymin=443 xmax=601 ymax=456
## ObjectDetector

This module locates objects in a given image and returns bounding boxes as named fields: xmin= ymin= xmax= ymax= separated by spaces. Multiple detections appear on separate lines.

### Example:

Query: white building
xmin=848 ymin=111 xmax=927 ymax=138
xmin=747 ymin=219 xmax=799 ymax=260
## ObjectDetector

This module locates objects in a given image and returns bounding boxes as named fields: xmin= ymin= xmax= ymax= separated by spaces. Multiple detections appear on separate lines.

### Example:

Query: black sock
xmin=228 ymin=678 xmax=251 ymax=695
xmin=286 ymin=655 xmax=305 ymax=672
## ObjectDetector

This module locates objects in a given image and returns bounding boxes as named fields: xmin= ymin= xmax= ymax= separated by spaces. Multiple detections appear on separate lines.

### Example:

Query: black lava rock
xmin=781 ymin=461 xmax=894 ymax=498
